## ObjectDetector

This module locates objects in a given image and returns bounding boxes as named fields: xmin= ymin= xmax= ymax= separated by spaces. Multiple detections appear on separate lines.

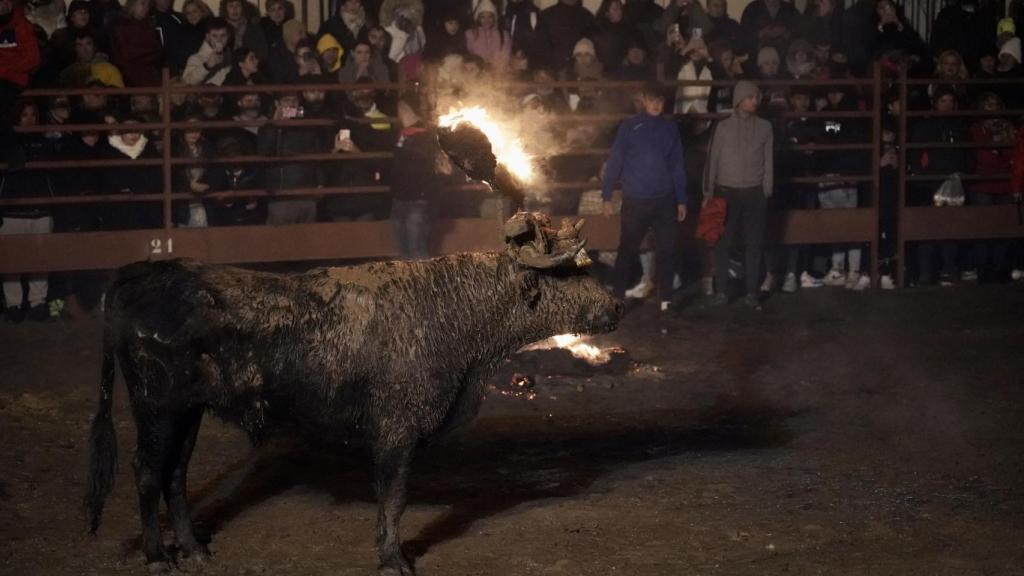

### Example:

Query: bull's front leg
xmin=373 ymin=440 xmax=416 ymax=576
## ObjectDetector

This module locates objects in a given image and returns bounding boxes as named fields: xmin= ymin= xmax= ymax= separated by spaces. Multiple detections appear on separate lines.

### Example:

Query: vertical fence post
xmin=871 ymin=62 xmax=882 ymax=288
xmin=161 ymin=68 xmax=173 ymax=232
xmin=896 ymin=65 xmax=908 ymax=287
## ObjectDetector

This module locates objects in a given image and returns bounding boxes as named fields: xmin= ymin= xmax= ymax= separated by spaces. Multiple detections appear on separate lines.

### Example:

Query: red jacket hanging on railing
xmin=970 ymin=120 xmax=1015 ymax=195
xmin=0 ymin=4 xmax=40 ymax=87
xmin=1013 ymin=126 xmax=1024 ymax=195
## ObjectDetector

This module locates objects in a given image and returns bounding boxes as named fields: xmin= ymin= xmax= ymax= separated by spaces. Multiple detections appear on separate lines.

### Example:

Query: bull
xmin=85 ymin=213 xmax=621 ymax=575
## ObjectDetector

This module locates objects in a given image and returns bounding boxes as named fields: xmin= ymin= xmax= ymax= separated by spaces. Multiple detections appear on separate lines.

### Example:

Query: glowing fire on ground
xmin=438 ymin=106 xmax=536 ymax=185
xmin=521 ymin=334 xmax=613 ymax=365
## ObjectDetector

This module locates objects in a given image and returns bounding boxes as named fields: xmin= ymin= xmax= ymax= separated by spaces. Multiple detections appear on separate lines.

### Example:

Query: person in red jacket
xmin=109 ymin=0 xmax=165 ymax=86
xmin=966 ymin=92 xmax=1018 ymax=282
xmin=0 ymin=0 xmax=40 ymax=120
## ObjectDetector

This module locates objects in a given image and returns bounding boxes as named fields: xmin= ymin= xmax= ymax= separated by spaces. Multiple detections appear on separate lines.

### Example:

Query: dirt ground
xmin=2 ymin=284 xmax=1024 ymax=576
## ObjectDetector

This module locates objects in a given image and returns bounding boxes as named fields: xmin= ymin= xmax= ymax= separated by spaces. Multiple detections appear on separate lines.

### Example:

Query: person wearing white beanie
xmin=998 ymin=36 xmax=1022 ymax=69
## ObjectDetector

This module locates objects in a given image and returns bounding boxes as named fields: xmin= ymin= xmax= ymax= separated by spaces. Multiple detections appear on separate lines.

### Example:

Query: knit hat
xmin=757 ymin=46 xmax=780 ymax=67
xmin=997 ymin=17 xmax=1016 ymax=37
xmin=89 ymin=62 xmax=125 ymax=88
xmin=999 ymin=37 xmax=1022 ymax=64
xmin=473 ymin=0 xmax=497 ymax=18
xmin=732 ymin=80 xmax=759 ymax=107
xmin=316 ymin=33 xmax=344 ymax=72
xmin=572 ymin=37 xmax=596 ymax=57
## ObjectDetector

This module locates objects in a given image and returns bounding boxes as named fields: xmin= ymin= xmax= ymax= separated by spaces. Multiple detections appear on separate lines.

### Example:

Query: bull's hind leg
xmin=163 ymin=407 xmax=208 ymax=563
xmin=373 ymin=440 xmax=416 ymax=576
xmin=131 ymin=414 xmax=181 ymax=570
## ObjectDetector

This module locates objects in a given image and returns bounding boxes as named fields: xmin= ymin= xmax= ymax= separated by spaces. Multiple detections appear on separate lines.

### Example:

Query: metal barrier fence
xmin=1 ymin=67 xmax=1021 ymax=289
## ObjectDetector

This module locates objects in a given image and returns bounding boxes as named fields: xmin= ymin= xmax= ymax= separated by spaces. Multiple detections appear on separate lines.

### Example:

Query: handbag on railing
xmin=933 ymin=172 xmax=965 ymax=206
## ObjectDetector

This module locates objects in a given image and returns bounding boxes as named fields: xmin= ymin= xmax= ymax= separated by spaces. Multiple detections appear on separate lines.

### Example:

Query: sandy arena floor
xmin=1 ymin=284 xmax=1023 ymax=575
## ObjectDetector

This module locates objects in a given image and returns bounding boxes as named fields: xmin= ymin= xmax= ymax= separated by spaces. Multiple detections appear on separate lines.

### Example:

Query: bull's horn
xmin=573 ymin=219 xmax=585 ymax=233
xmin=515 ymin=245 xmax=575 ymax=269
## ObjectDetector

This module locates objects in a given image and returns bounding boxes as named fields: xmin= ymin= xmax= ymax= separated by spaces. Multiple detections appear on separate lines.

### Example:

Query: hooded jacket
xmin=183 ymin=40 xmax=233 ymax=85
xmin=704 ymin=80 xmax=774 ymax=198
xmin=0 ymin=5 xmax=41 ymax=87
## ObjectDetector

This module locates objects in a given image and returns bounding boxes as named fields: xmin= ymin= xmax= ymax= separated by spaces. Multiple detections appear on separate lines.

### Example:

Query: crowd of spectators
xmin=2 ymin=0 xmax=1024 ymax=321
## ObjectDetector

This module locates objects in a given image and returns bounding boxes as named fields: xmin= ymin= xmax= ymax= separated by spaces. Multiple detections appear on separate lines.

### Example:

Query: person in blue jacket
xmin=602 ymin=82 xmax=688 ymax=312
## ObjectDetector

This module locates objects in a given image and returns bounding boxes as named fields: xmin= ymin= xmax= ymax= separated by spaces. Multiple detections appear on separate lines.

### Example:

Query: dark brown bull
xmin=85 ymin=214 xmax=621 ymax=575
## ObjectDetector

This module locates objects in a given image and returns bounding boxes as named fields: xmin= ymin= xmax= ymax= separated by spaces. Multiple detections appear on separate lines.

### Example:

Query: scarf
xmin=108 ymin=133 xmax=148 ymax=159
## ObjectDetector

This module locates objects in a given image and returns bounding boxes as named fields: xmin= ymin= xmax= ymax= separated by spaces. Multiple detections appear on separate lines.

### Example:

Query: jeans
xmin=817 ymin=187 xmax=862 ymax=274
xmin=391 ymin=200 xmax=431 ymax=260
xmin=612 ymin=195 xmax=679 ymax=301
xmin=969 ymin=191 xmax=1012 ymax=277
xmin=1 ymin=215 xmax=53 ymax=309
xmin=713 ymin=186 xmax=766 ymax=296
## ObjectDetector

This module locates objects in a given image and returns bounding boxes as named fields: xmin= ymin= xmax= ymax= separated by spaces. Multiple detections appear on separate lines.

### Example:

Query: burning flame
xmin=522 ymin=334 xmax=612 ymax=365
xmin=438 ymin=106 xmax=536 ymax=185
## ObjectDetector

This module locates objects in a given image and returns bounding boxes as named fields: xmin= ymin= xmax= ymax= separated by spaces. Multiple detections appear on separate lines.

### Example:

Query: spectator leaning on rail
xmin=1 ymin=100 xmax=55 ymax=324
xmin=703 ymin=80 xmax=773 ymax=310
xmin=601 ymin=82 xmax=688 ymax=313
xmin=258 ymin=90 xmax=325 ymax=225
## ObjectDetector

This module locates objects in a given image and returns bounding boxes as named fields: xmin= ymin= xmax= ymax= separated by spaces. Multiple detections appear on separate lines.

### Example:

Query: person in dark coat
xmin=258 ymin=91 xmax=325 ymax=224
xmin=739 ymin=0 xmax=799 ymax=58
xmin=540 ymin=0 xmax=595 ymax=72
xmin=623 ymin=0 xmax=662 ymax=52
xmin=1 ymin=101 xmax=55 ymax=322
xmin=261 ymin=0 xmax=295 ymax=49
xmin=592 ymin=0 xmax=641 ymax=70
xmin=152 ymin=0 xmax=191 ymax=74
xmin=101 ymin=114 xmax=163 ymax=230
xmin=705 ymin=0 xmax=740 ymax=48
xmin=930 ymin=0 xmax=998 ymax=74
xmin=907 ymin=86 xmax=971 ymax=285
xmin=390 ymin=95 xmax=444 ymax=259
xmin=423 ymin=9 xmax=467 ymax=61
xmin=205 ymin=132 xmax=267 ymax=226
xmin=506 ymin=0 xmax=551 ymax=69
xmin=324 ymin=78 xmax=395 ymax=221
xmin=108 ymin=0 xmax=164 ymax=86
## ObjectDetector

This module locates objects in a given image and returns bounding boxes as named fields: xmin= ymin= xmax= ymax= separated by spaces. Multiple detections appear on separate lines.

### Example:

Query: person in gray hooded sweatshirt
xmin=703 ymin=79 xmax=773 ymax=309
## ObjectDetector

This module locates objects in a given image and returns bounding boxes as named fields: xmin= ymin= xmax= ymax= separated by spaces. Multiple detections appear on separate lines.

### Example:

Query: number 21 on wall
xmin=149 ymin=238 xmax=174 ymax=255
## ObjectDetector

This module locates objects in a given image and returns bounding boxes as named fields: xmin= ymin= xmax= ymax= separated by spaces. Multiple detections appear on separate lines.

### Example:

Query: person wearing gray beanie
xmin=703 ymin=79 xmax=774 ymax=310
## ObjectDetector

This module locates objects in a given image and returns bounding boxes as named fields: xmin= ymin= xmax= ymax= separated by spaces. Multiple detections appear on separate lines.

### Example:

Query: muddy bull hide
xmin=85 ymin=213 xmax=621 ymax=575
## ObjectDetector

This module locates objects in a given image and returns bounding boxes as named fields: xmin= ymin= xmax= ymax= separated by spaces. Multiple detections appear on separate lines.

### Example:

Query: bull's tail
xmin=85 ymin=323 xmax=118 ymax=534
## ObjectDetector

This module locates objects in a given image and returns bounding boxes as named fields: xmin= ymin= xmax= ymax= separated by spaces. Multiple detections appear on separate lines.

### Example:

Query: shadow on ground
xmin=178 ymin=391 xmax=794 ymax=564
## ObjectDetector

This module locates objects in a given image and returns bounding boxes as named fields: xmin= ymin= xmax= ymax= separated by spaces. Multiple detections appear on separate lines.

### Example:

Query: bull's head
xmin=504 ymin=212 xmax=621 ymax=335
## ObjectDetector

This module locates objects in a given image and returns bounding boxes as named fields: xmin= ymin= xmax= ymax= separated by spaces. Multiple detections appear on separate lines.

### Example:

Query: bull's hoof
xmin=146 ymin=560 xmax=173 ymax=574
xmin=378 ymin=557 xmax=415 ymax=576
xmin=176 ymin=552 xmax=210 ymax=572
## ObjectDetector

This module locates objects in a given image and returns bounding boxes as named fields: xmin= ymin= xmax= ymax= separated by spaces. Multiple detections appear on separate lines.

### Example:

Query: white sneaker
xmin=759 ymin=273 xmax=775 ymax=293
xmin=624 ymin=278 xmax=653 ymax=299
xmin=781 ymin=273 xmax=798 ymax=293
xmin=800 ymin=272 xmax=824 ymax=288
xmin=961 ymin=269 xmax=978 ymax=282
xmin=660 ymin=300 xmax=672 ymax=312
xmin=846 ymin=272 xmax=870 ymax=291
xmin=596 ymin=252 xmax=617 ymax=267
xmin=880 ymin=274 xmax=896 ymax=290
xmin=823 ymin=269 xmax=846 ymax=287
xmin=1012 ymin=269 xmax=1024 ymax=282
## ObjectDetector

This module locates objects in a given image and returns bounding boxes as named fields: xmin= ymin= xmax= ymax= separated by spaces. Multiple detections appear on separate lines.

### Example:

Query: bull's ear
xmin=516 ymin=271 xmax=540 ymax=308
